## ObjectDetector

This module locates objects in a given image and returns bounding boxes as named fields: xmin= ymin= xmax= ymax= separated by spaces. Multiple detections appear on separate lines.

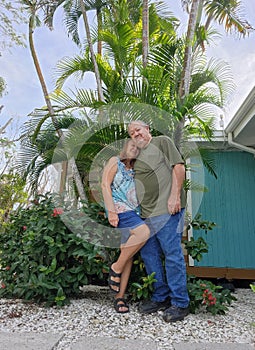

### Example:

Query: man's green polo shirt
xmin=134 ymin=135 xmax=186 ymax=218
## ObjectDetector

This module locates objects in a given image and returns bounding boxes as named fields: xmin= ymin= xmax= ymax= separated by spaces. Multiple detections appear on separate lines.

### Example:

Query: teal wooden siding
xmin=190 ymin=151 xmax=255 ymax=269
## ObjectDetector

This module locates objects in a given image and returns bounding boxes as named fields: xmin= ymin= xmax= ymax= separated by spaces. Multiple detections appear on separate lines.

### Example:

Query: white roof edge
xmin=225 ymin=86 xmax=255 ymax=133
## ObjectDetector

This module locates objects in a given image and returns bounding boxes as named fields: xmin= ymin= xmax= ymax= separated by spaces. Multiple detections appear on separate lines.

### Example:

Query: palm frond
xmin=44 ymin=0 xmax=65 ymax=29
xmin=99 ymin=22 xmax=137 ymax=70
xmin=197 ymin=147 xmax=217 ymax=178
xmin=190 ymin=53 xmax=235 ymax=104
xmin=55 ymin=53 xmax=93 ymax=89
xmin=63 ymin=0 xmax=81 ymax=45
xmin=204 ymin=0 xmax=254 ymax=36
xmin=50 ymin=89 xmax=100 ymax=112
xmin=184 ymin=179 xmax=209 ymax=192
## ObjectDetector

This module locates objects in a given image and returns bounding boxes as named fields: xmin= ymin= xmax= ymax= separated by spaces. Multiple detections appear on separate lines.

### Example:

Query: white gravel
xmin=0 ymin=287 xmax=254 ymax=350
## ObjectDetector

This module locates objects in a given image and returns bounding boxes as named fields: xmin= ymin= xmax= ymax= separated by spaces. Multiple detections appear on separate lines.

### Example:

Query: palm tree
xmin=44 ymin=0 xmax=107 ymax=100
xmin=173 ymin=0 xmax=253 ymax=147
xmin=142 ymin=0 xmax=149 ymax=68
xmin=22 ymin=0 xmax=247 ymax=197
xmin=54 ymin=1 xmax=177 ymax=98
xmin=178 ymin=0 xmax=253 ymax=99
xmin=20 ymin=0 xmax=86 ymax=198
xmin=17 ymin=112 xmax=90 ymax=194
xmin=48 ymin=9 xmax=235 ymax=183
xmin=79 ymin=0 xmax=105 ymax=102
xmin=28 ymin=2 xmax=177 ymax=192
xmin=51 ymin=34 xmax=234 ymax=136
xmin=20 ymin=1 xmax=62 ymax=139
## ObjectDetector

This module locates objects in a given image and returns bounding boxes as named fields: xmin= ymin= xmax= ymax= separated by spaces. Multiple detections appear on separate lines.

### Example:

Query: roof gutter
xmin=227 ymin=132 xmax=255 ymax=156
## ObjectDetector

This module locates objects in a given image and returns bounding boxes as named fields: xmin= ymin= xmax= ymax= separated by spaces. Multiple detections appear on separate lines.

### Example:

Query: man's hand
xmin=168 ymin=163 xmax=185 ymax=215
xmin=168 ymin=195 xmax=181 ymax=215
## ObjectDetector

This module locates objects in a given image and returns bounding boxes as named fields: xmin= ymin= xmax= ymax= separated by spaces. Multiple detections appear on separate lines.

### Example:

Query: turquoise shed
xmin=186 ymin=87 xmax=255 ymax=280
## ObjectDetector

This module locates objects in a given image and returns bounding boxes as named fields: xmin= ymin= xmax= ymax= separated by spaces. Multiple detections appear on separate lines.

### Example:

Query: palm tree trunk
xmin=79 ymin=0 xmax=105 ymax=102
xmin=175 ymin=0 xmax=200 ymax=149
xmin=142 ymin=0 xmax=149 ymax=69
xmin=28 ymin=15 xmax=86 ymax=200
xmin=97 ymin=8 xmax=103 ymax=55
xmin=178 ymin=0 xmax=200 ymax=100
xmin=28 ymin=16 xmax=55 ymax=123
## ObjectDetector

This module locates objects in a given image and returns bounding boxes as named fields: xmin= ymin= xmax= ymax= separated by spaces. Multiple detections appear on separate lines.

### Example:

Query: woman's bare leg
xmin=112 ymin=224 xmax=149 ymax=273
xmin=113 ymin=257 xmax=133 ymax=312
xmin=109 ymin=224 xmax=150 ymax=295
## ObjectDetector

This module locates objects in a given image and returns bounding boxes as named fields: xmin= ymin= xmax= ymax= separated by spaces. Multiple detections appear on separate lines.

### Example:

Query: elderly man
xmin=128 ymin=120 xmax=189 ymax=322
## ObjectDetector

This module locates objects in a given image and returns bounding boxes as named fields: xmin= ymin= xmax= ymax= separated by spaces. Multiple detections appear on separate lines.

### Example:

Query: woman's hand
xmin=108 ymin=211 xmax=119 ymax=227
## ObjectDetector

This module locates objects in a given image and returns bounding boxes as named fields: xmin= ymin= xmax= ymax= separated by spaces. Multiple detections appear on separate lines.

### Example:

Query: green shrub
xmin=187 ymin=276 xmax=236 ymax=315
xmin=0 ymin=193 xmax=116 ymax=306
xmin=128 ymin=255 xmax=155 ymax=301
xmin=183 ymin=213 xmax=217 ymax=262
xmin=183 ymin=214 xmax=236 ymax=315
xmin=0 ymin=195 xmax=236 ymax=315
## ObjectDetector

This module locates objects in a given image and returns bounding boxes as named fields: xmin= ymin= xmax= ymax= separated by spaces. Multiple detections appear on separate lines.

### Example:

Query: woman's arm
xmin=101 ymin=157 xmax=119 ymax=227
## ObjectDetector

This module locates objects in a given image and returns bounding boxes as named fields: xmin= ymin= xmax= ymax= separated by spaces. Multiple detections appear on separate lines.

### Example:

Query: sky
xmin=1 ymin=0 xmax=255 ymax=138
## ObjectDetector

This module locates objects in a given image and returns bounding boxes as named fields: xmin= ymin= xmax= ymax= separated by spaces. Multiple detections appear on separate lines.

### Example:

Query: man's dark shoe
xmin=163 ymin=305 xmax=189 ymax=322
xmin=138 ymin=298 xmax=171 ymax=314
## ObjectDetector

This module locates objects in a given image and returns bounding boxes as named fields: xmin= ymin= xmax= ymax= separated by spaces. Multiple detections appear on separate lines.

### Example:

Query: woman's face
xmin=126 ymin=140 xmax=139 ymax=159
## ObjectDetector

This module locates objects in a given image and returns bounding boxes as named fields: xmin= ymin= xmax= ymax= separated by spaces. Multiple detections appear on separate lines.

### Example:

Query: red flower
xmin=1 ymin=283 xmax=6 ymax=289
xmin=52 ymin=208 xmax=64 ymax=217
xmin=22 ymin=226 xmax=27 ymax=231
xmin=5 ymin=266 xmax=10 ymax=271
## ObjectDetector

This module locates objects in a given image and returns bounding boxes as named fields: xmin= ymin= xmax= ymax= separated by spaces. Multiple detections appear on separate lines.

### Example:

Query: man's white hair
xmin=128 ymin=120 xmax=149 ymax=132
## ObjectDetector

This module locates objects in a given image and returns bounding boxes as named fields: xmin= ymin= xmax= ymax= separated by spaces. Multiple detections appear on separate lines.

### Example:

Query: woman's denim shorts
xmin=118 ymin=210 xmax=144 ymax=244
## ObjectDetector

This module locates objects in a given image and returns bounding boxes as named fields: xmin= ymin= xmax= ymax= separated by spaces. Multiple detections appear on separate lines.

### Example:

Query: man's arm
xmin=167 ymin=163 xmax=185 ymax=215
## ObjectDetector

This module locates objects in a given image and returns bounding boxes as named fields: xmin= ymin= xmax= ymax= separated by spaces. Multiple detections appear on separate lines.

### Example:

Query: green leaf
xmin=47 ymin=222 xmax=55 ymax=231
xmin=250 ymin=284 xmax=255 ymax=293
xmin=55 ymin=267 xmax=65 ymax=275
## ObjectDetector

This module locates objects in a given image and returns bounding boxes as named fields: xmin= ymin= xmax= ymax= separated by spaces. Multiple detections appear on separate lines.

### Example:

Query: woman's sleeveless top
xmin=111 ymin=158 xmax=138 ymax=213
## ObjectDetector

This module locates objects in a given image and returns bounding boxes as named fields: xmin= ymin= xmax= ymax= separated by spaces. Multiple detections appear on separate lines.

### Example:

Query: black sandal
xmin=114 ymin=298 xmax=129 ymax=313
xmin=108 ymin=266 xmax=121 ymax=293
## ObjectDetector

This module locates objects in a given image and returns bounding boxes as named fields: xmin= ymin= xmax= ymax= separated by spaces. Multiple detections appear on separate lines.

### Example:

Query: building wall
xmin=190 ymin=151 xmax=255 ymax=269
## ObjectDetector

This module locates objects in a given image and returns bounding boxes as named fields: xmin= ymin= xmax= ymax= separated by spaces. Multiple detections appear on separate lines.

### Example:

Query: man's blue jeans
xmin=141 ymin=209 xmax=190 ymax=308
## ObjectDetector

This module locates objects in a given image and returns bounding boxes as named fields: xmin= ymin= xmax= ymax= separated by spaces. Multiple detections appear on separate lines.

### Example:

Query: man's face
xmin=128 ymin=122 xmax=151 ymax=149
